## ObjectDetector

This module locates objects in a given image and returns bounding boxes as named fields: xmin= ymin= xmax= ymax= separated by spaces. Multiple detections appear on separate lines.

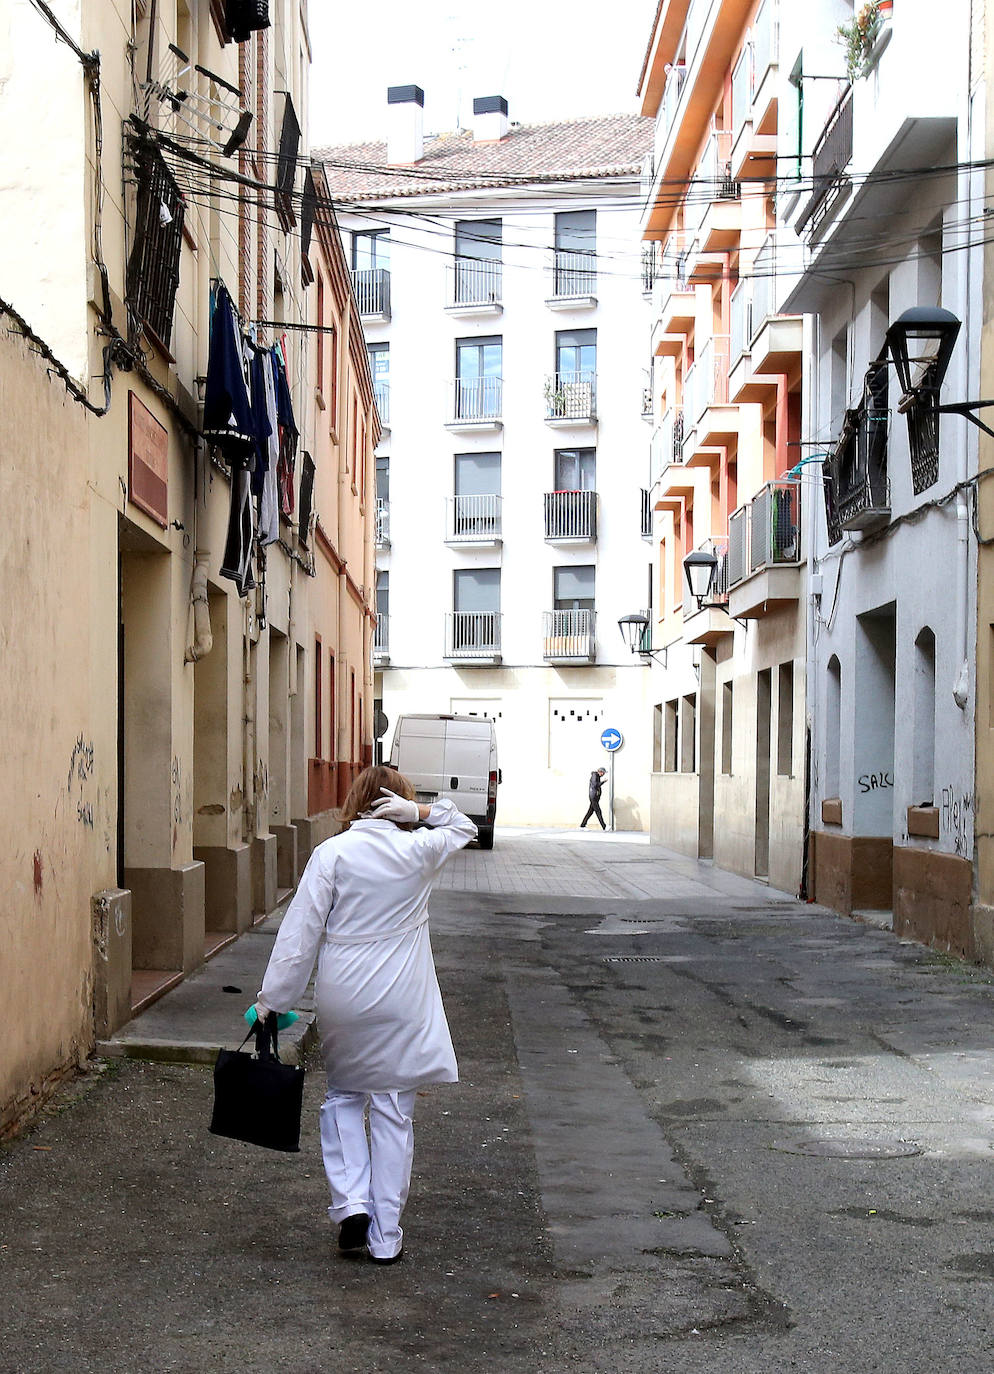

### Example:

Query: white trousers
xmin=319 ymin=1086 xmax=417 ymax=1260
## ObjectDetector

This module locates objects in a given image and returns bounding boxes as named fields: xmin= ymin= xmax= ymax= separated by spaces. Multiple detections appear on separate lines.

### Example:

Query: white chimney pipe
xmin=473 ymin=95 xmax=509 ymax=143
xmin=387 ymin=85 xmax=425 ymax=165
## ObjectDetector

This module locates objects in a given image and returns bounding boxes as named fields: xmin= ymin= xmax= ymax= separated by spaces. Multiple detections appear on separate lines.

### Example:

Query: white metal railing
xmin=696 ymin=332 xmax=730 ymax=412
xmin=450 ymin=257 xmax=503 ymax=306
xmin=453 ymin=376 xmax=503 ymax=422
xmin=752 ymin=0 xmax=779 ymax=90
xmin=553 ymin=248 xmax=597 ymax=297
xmin=351 ymin=267 xmax=390 ymax=317
xmin=373 ymin=380 xmax=389 ymax=425
xmin=448 ymin=493 xmax=502 ymax=541
xmin=730 ymin=279 xmax=752 ymax=365
xmin=727 ymin=480 xmax=802 ymax=587
xmin=374 ymin=613 xmax=389 ymax=653
xmin=375 ymin=498 xmax=390 ymax=546
xmin=446 ymin=611 xmax=502 ymax=657
xmin=542 ymin=610 xmax=596 ymax=661
xmin=546 ymin=371 xmax=597 ymax=421
xmin=750 ymin=233 xmax=776 ymax=339
xmin=685 ymin=0 xmax=712 ymax=69
xmin=661 ymin=62 xmax=687 ymax=143
xmin=544 ymin=489 xmax=597 ymax=541
xmin=731 ymin=41 xmax=753 ymax=140
xmin=682 ymin=360 xmax=701 ymax=433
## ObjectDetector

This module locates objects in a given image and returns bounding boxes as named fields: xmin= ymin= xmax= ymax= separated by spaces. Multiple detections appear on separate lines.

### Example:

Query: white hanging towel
xmin=259 ymin=800 xmax=477 ymax=1091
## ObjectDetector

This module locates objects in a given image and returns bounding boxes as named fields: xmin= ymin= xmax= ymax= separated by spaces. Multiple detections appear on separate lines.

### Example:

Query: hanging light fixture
xmin=617 ymin=613 xmax=650 ymax=655
xmin=884 ymin=306 xmax=961 ymax=408
xmin=683 ymin=549 xmax=718 ymax=607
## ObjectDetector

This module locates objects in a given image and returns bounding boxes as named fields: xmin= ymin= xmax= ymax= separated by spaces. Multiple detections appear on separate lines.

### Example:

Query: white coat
xmin=259 ymin=800 xmax=477 ymax=1092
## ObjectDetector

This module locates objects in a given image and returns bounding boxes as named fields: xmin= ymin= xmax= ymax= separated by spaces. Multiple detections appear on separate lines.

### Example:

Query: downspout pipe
xmin=184 ymin=549 xmax=213 ymax=663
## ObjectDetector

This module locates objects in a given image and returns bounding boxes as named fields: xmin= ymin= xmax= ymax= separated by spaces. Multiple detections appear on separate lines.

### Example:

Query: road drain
xmin=770 ymin=1137 xmax=922 ymax=1159
xmin=603 ymin=955 xmax=669 ymax=963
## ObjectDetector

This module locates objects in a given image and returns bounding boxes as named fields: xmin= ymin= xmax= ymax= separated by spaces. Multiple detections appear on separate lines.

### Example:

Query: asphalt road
xmin=4 ymin=829 xmax=994 ymax=1372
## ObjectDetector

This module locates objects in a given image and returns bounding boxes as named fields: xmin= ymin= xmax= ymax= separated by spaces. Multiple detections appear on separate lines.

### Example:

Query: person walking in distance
xmin=251 ymin=765 xmax=476 ymax=1265
xmin=580 ymin=766 xmax=608 ymax=830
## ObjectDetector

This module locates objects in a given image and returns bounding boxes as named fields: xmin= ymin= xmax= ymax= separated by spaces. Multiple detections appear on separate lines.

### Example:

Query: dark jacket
xmin=588 ymin=770 xmax=603 ymax=803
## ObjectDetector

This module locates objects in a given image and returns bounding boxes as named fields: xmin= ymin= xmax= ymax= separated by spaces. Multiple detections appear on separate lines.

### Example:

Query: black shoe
xmin=338 ymin=1212 xmax=371 ymax=1252
xmin=369 ymin=1248 xmax=403 ymax=1265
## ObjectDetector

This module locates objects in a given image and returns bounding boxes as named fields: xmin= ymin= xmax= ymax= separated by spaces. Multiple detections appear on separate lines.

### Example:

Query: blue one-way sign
xmin=600 ymin=727 xmax=624 ymax=752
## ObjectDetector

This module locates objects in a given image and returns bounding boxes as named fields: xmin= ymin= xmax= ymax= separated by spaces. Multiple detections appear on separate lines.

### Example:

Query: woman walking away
xmin=252 ymin=765 xmax=477 ymax=1264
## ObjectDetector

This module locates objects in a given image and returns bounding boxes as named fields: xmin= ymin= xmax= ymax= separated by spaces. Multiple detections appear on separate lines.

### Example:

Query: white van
xmin=388 ymin=714 xmax=499 ymax=850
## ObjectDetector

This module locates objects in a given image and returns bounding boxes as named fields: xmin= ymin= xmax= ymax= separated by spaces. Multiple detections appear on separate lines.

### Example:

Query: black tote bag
xmin=210 ymin=1014 xmax=305 ymax=1153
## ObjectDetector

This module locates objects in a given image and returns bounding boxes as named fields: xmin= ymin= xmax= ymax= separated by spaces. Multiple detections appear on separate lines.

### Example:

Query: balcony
xmin=796 ymin=87 xmax=854 ymax=237
xmin=650 ymin=407 xmax=683 ymax=485
xmin=351 ymin=268 xmax=391 ymax=322
xmin=545 ymin=371 xmax=597 ymax=426
xmin=373 ymin=380 xmax=390 ymax=429
xmin=548 ymin=249 xmax=597 ymax=307
xmin=683 ymin=537 xmax=734 ymax=647
xmin=447 ymin=377 xmax=503 ymax=432
xmin=373 ymin=613 xmax=389 ymax=666
xmin=751 ymin=0 xmax=780 ymax=131
xmin=544 ymin=489 xmax=597 ymax=542
xmin=542 ymin=610 xmax=596 ymax=664
xmin=824 ymin=371 xmax=890 ymax=535
xmin=375 ymin=498 xmax=390 ymax=548
xmin=642 ymin=385 xmax=654 ymax=421
xmin=730 ymin=279 xmax=752 ymax=370
xmin=446 ymin=494 xmax=502 ymax=546
xmin=727 ymin=479 xmax=803 ymax=618
xmin=446 ymin=258 xmax=503 ymax=316
xmin=445 ymin=611 xmax=502 ymax=664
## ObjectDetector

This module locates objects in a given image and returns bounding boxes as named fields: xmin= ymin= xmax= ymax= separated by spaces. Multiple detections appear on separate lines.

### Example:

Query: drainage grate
xmin=603 ymin=955 xmax=669 ymax=963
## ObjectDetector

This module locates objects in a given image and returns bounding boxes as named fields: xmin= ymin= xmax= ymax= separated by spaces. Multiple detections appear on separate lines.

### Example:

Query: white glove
xmin=369 ymin=787 xmax=420 ymax=824
xmin=252 ymin=1001 xmax=274 ymax=1024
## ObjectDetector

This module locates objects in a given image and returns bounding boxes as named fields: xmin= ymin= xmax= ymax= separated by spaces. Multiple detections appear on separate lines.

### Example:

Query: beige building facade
xmin=0 ymin=0 xmax=377 ymax=1139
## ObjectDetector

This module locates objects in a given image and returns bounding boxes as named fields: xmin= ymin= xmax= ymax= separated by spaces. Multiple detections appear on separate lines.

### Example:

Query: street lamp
xmin=618 ymin=612 xmax=667 ymax=666
xmin=883 ymin=306 xmax=961 ymax=410
xmin=683 ymin=548 xmax=718 ymax=607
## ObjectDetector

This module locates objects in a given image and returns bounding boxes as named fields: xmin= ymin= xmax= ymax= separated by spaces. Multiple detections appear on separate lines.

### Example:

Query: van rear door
xmin=392 ymin=716 xmax=447 ymax=801
xmin=443 ymin=718 xmax=492 ymax=820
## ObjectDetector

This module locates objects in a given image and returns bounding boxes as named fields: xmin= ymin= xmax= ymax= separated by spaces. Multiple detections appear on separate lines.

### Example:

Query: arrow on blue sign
xmin=600 ymin=728 xmax=623 ymax=752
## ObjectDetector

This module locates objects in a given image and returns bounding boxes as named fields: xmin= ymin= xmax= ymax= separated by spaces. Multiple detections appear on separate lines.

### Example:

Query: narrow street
xmin=5 ymin=830 xmax=994 ymax=1372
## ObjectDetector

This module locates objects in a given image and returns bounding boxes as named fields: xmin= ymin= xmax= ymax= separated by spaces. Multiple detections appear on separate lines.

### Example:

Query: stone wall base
xmin=91 ymin=888 xmax=133 ymax=1037
xmin=272 ymin=824 xmax=298 ymax=889
xmin=893 ymin=846 xmax=973 ymax=956
xmin=251 ymin=834 xmax=278 ymax=917
xmin=125 ymin=862 xmax=205 ymax=974
xmin=194 ymin=843 xmax=252 ymax=934
xmin=811 ymin=831 xmax=893 ymax=916
xmin=292 ymin=808 xmax=343 ymax=868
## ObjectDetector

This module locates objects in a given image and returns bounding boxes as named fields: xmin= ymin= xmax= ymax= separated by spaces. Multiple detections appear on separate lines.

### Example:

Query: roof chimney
xmin=473 ymin=95 xmax=509 ymax=143
xmin=387 ymin=85 xmax=425 ymax=165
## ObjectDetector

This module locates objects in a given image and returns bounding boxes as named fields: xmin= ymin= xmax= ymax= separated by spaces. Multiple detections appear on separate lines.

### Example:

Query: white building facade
xmin=319 ymin=96 xmax=657 ymax=829
xmin=780 ymin=0 xmax=985 ymax=937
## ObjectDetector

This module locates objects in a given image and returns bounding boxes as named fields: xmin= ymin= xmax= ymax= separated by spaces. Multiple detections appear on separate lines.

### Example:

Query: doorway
xmin=755 ymin=668 xmax=772 ymax=878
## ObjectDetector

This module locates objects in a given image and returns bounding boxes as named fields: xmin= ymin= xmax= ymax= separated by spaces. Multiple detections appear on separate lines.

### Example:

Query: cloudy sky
xmin=308 ymin=0 xmax=656 ymax=147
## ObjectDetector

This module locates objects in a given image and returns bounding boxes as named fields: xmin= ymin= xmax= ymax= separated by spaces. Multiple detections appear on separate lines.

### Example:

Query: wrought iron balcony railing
xmin=542 ymin=610 xmax=596 ymax=662
xmin=375 ymin=498 xmax=390 ymax=547
xmin=543 ymin=489 xmax=597 ymax=541
xmin=824 ymin=365 xmax=890 ymax=534
xmin=351 ymin=267 xmax=391 ymax=318
xmin=796 ymin=86 xmax=853 ymax=234
xmin=545 ymin=370 xmax=597 ymax=421
xmin=445 ymin=612 xmax=502 ymax=659
xmin=552 ymin=248 xmax=597 ymax=297
xmin=451 ymin=257 xmax=503 ymax=307
xmin=447 ymin=494 xmax=502 ymax=542
xmin=453 ymin=376 xmax=503 ymax=423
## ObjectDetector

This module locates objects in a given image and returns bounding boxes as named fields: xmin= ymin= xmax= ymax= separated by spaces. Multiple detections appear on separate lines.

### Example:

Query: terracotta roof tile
xmin=314 ymin=114 xmax=654 ymax=201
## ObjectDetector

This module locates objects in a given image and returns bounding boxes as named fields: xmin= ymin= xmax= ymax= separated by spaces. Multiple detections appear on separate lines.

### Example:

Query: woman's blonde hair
xmin=339 ymin=765 xmax=417 ymax=831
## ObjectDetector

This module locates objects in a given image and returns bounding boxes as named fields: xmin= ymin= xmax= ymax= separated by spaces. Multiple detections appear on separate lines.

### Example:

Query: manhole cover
xmin=771 ymin=1137 xmax=922 ymax=1159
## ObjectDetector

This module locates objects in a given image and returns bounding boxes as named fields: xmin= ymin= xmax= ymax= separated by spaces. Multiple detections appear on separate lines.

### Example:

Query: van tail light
xmin=488 ymin=770 xmax=498 ymax=801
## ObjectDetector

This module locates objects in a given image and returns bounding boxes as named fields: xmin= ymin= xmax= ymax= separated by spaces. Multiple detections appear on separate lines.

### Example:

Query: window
xmin=826 ymin=655 xmax=842 ymax=798
xmin=375 ymin=456 xmax=390 ymax=502
xmin=653 ymin=703 xmax=663 ymax=772
xmin=554 ymin=565 xmax=595 ymax=611
xmin=316 ymin=273 xmax=326 ymax=392
xmin=455 ymin=218 xmax=502 ymax=303
xmin=912 ymin=629 xmax=936 ymax=805
xmin=454 ymin=451 xmax=501 ymax=535
xmin=454 ymin=567 xmax=501 ymax=613
xmin=314 ymin=636 xmax=322 ymax=757
xmin=376 ymin=570 xmax=389 ymax=618
xmin=555 ymin=328 xmax=596 ymax=380
xmin=352 ymin=229 xmax=389 ymax=272
xmin=328 ymin=321 xmax=338 ymax=430
xmin=554 ymin=447 xmax=596 ymax=491
xmin=368 ymin=343 xmax=389 ymax=426
xmin=721 ymin=681 xmax=734 ymax=775
xmin=328 ymin=652 xmax=336 ymax=760
xmin=554 ymin=210 xmax=596 ymax=295
xmin=455 ymin=336 xmax=502 ymax=419
xmin=664 ymin=699 xmax=679 ymax=772
xmin=777 ymin=662 xmax=794 ymax=776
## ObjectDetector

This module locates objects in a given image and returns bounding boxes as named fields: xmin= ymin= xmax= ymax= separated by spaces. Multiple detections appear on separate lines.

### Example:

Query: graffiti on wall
xmin=941 ymin=786 xmax=972 ymax=857
xmin=68 ymin=734 xmax=95 ymax=827
xmin=857 ymin=770 xmax=893 ymax=794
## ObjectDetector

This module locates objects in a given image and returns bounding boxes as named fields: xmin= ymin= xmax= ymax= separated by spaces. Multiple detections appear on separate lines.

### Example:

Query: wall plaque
xmin=128 ymin=391 xmax=168 ymax=528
